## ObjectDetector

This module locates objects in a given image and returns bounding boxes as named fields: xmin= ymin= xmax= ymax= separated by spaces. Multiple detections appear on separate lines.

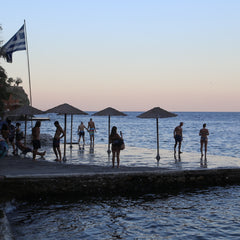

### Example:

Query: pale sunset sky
xmin=1 ymin=0 xmax=240 ymax=112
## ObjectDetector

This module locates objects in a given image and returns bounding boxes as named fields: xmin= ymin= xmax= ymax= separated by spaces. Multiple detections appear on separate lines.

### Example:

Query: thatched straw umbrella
xmin=137 ymin=107 xmax=177 ymax=161
xmin=92 ymin=107 xmax=127 ymax=154
xmin=45 ymin=103 xmax=88 ymax=161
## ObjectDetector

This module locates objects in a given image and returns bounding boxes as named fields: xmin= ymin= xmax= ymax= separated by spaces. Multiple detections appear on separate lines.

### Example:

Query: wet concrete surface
xmin=1 ymin=144 xmax=240 ymax=201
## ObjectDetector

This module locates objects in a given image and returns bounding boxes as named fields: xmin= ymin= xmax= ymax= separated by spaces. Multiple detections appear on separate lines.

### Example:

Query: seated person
xmin=0 ymin=135 xmax=8 ymax=158
xmin=15 ymin=123 xmax=45 ymax=157
xmin=16 ymin=139 xmax=45 ymax=157
xmin=15 ymin=140 xmax=32 ymax=155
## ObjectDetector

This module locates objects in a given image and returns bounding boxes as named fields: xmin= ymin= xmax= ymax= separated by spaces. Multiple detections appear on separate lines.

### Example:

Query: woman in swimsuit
xmin=199 ymin=123 xmax=209 ymax=160
xmin=109 ymin=126 xmax=123 ymax=168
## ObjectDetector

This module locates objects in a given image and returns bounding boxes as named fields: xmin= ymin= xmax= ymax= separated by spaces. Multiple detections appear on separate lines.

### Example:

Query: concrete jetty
xmin=1 ymin=144 xmax=240 ymax=201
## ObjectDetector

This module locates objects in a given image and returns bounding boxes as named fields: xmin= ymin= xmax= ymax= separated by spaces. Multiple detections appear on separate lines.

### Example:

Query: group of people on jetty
xmin=0 ymin=119 xmax=47 ymax=160
xmin=77 ymin=119 xmax=124 ymax=168
xmin=0 ymin=118 xmax=96 ymax=161
xmin=0 ymin=116 xmax=125 ymax=168
xmin=0 ymin=117 xmax=209 ymax=168
xmin=173 ymin=122 xmax=209 ymax=160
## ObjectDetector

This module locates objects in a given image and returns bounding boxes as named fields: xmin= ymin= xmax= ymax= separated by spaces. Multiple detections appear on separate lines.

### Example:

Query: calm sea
xmin=31 ymin=111 xmax=240 ymax=158
xmin=3 ymin=112 xmax=240 ymax=239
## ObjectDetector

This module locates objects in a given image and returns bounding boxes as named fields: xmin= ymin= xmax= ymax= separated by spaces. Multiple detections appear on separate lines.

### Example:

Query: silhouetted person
xmin=32 ymin=121 xmax=46 ymax=160
xmin=109 ymin=126 xmax=123 ymax=168
xmin=199 ymin=123 xmax=209 ymax=160
xmin=15 ymin=122 xmax=45 ymax=158
xmin=1 ymin=123 xmax=9 ymax=145
xmin=78 ymin=121 xmax=87 ymax=145
xmin=174 ymin=122 xmax=183 ymax=155
xmin=53 ymin=121 xmax=65 ymax=162
xmin=87 ymin=118 xmax=96 ymax=144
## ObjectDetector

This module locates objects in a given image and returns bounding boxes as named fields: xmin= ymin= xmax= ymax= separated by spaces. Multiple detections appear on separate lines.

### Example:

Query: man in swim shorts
xmin=53 ymin=121 xmax=65 ymax=162
xmin=199 ymin=123 xmax=209 ymax=160
xmin=87 ymin=118 xmax=96 ymax=144
xmin=32 ymin=120 xmax=46 ymax=160
xmin=174 ymin=122 xmax=183 ymax=155
xmin=78 ymin=121 xmax=87 ymax=145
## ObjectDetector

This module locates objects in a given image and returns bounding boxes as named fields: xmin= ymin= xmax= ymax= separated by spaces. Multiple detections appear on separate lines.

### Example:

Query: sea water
xmin=27 ymin=111 xmax=240 ymax=159
xmin=5 ymin=186 xmax=240 ymax=240
xmin=3 ymin=112 xmax=240 ymax=239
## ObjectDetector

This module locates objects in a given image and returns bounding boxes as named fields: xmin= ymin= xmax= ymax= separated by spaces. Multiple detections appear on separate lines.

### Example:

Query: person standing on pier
xmin=109 ymin=126 xmax=123 ymax=168
xmin=1 ymin=123 xmax=9 ymax=146
xmin=199 ymin=123 xmax=209 ymax=160
xmin=174 ymin=122 xmax=184 ymax=155
xmin=87 ymin=118 xmax=96 ymax=145
xmin=53 ymin=121 xmax=65 ymax=162
xmin=32 ymin=121 xmax=46 ymax=161
xmin=78 ymin=121 xmax=87 ymax=146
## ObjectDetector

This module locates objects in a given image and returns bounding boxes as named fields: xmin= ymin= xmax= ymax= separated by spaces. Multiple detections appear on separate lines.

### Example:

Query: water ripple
xmin=5 ymin=186 xmax=240 ymax=239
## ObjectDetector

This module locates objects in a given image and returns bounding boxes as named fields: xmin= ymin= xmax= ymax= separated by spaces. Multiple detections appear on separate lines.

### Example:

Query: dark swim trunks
xmin=32 ymin=140 xmax=41 ymax=150
xmin=79 ymin=131 xmax=85 ymax=137
xmin=201 ymin=136 xmax=208 ymax=142
xmin=175 ymin=135 xmax=182 ymax=142
xmin=53 ymin=138 xmax=60 ymax=148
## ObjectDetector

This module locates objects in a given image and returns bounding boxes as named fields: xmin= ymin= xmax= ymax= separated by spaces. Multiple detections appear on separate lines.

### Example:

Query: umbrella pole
xmin=63 ymin=114 xmax=67 ymax=161
xmin=70 ymin=114 xmax=73 ymax=149
xmin=24 ymin=115 xmax=27 ymax=146
xmin=107 ymin=115 xmax=111 ymax=154
xmin=156 ymin=118 xmax=160 ymax=161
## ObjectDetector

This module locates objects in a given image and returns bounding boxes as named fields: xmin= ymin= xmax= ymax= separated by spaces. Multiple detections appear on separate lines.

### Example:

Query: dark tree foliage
xmin=0 ymin=65 xmax=9 ymax=117
xmin=0 ymin=25 xmax=9 ymax=117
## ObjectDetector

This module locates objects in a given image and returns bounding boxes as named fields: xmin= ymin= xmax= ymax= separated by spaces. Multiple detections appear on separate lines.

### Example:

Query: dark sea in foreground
xmin=3 ymin=112 xmax=240 ymax=239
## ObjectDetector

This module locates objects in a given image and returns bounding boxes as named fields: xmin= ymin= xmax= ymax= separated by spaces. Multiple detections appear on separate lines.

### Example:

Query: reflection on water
xmin=200 ymin=157 xmax=208 ymax=168
xmin=26 ymin=142 xmax=240 ymax=170
xmin=5 ymin=185 xmax=240 ymax=239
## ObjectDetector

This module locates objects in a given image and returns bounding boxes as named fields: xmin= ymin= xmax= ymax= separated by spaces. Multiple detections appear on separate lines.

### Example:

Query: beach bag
xmin=120 ymin=139 xmax=125 ymax=150
xmin=120 ymin=142 xmax=125 ymax=150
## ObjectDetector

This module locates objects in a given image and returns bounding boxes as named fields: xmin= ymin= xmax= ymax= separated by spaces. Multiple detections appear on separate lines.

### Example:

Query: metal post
xmin=107 ymin=115 xmax=111 ymax=154
xmin=24 ymin=20 xmax=32 ymax=107
xmin=70 ymin=114 xmax=73 ymax=148
xmin=63 ymin=114 xmax=67 ymax=161
xmin=156 ymin=118 xmax=160 ymax=161
xmin=24 ymin=115 xmax=27 ymax=146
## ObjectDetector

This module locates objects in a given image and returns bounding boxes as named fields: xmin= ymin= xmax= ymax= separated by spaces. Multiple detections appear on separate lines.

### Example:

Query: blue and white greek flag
xmin=2 ymin=24 xmax=26 ymax=63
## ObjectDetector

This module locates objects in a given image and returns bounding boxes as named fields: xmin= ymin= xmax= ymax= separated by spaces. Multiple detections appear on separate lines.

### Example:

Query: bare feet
xmin=41 ymin=151 xmax=46 ymax=158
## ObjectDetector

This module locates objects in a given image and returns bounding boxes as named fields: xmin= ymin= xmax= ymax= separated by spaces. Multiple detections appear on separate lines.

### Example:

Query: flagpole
xmin=24 ymin=20 xmax=33 ymax=107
